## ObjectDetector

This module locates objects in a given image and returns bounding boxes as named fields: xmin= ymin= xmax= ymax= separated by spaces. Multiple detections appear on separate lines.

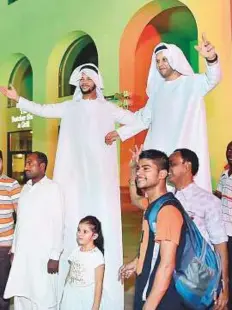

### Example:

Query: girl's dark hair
xmin=79 ymin=216 xmax=104 ymax=254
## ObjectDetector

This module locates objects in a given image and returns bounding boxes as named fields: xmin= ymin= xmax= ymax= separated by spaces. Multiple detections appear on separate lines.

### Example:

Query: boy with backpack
xmin=119 ymin=149 xmax=187 ymax=309
xmin=119 ymin=149 xmax=228 ymax=310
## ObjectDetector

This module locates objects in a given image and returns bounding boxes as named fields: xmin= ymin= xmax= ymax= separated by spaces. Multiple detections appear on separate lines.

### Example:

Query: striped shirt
xmin=0 ymin=174 xmax=21 ymax=246
xmin=217 ymin=170 xmax=232 ymax=236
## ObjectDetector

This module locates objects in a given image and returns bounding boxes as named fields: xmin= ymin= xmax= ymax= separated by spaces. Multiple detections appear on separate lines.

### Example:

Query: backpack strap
xmin=147 ymin=192 xmax=181 ymax=233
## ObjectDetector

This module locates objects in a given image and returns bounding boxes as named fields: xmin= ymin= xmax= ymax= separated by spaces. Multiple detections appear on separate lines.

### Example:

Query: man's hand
xmin=213 ymin=285 xmax=229 ymax=310
xmin=47 ymin=259 xmax=59 ymax=274
xmin=105 ymin=130 xmax=119 ymax=145
xmin=0 ymin=85 xmax=19 ymax=102
xmin=194 ymin=33 xmax=217 ymax=61
xmin=129 ymin=144 xmax=143 ymax=169
xmin=118 ymin=259 xmax=137 ymax=284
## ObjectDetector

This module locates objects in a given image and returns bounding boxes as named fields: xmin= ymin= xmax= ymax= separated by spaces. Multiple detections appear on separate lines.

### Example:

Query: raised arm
xmin=0 ymin=86 xmax=67 ymax=118
xmin=194 ymin=34 xmax=221 ymax=96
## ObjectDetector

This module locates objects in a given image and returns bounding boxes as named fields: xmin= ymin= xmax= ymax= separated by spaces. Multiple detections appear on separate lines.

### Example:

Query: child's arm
xmin=92 ymin=264 xmax=105 ymax=310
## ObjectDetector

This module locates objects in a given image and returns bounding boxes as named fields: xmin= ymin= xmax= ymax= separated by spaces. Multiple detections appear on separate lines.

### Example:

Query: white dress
xmin=117 ymin=62 xmax=221 ymax=192
xmin=61 ymin=246 xmax=105 ymax=310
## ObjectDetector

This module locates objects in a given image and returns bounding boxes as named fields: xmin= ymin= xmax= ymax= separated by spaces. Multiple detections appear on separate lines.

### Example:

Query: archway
xmin=0 ymin=54 xmax=33 ymax=182
xmin=58 ymin=35 xmax=98 ymax=97
xmin=8 ymin=56 xmax=33 ymax=107
xmin=119 ymin=0 xmax=198 ymax=186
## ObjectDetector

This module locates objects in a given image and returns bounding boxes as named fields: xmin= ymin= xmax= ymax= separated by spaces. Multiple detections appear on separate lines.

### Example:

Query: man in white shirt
xmin=215 ymin=141 xmax=232 ymax=309
xmin=105 ymin=35 xmax=221 ymax=191
xmin=4 ymin=152 xmax=64 ymax=310
xmin=169 ymin=148 xmax=229 ymax=310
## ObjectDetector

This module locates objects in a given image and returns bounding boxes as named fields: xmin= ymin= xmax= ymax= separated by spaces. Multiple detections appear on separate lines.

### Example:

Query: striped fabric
xmin=217 ymin=170 xmax=232 ymax=236
xmin=0 ymin=174 xmax=21 ymax=246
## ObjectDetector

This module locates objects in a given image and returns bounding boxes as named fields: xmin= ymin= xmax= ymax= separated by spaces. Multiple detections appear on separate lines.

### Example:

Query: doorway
xmin=7 ymin=130 xmax=32 ymax=184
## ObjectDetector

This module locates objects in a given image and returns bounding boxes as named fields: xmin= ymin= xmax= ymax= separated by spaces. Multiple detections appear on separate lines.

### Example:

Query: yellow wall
xmin=181 ymin=0 xmax=232 ymax=187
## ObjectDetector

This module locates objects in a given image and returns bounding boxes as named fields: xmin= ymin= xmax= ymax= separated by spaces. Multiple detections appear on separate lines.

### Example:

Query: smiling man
xmin=119 ymin=150 xmax=187 ymax=310
xmin=106 ymin=35 xmax=221 ymax=191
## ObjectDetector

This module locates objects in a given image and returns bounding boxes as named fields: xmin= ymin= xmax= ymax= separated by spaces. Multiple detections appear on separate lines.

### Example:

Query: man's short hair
xmin=174 ymin=148 xmax=199 ymax=176
xmin=0 ymin=150 xmax=2 ymax=160
xmin=139 ymin=149 xmax=169 ymax=171
xmin=30 ymin=151 xmax=48 ymax=171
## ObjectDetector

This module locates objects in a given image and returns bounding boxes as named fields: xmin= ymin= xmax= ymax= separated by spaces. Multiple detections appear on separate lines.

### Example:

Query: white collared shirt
xmin=217 ymin=170 xmax=232 ymax=236
xmin=175 ymin=183 xmax=228 ymax=245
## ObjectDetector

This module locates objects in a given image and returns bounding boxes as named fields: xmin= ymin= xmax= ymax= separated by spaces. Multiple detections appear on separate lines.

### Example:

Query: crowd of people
xmin=0 ymin=34 xmax=231 ymax=310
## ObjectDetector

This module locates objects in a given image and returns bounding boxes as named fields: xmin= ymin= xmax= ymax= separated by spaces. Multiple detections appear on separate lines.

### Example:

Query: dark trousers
xmin=0 ymin=247 xmax=11 ymax=310
xmin=228 ymin=236 xmax=232 ymax=310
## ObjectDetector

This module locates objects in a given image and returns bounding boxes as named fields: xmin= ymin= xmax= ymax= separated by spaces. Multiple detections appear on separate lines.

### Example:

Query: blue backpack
xmin=147 ymin=192 xmax=221 ymax=310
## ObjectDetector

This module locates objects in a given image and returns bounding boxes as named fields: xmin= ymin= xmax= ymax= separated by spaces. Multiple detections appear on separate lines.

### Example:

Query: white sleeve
xmin=49 ymin=184 xmax=65 ymax=260
xmin=115 ymin=98 xmax=152 ymax=142
xmin=93 ymin=250 xmax=105 ymax=268
xmin=205 ymin=197 xmax=228 ymax=245
xmin=17 ymin=97 xmax=68 ymax=118
xmin=196 ymin=60 xmax=222 ymax=96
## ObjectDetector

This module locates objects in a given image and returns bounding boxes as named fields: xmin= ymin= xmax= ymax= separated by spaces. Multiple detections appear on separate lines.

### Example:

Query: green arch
xmin=46 ymin=31 xmax=98 ymax=101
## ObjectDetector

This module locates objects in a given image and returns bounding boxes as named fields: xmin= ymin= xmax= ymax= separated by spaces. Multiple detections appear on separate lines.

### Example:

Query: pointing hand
xmin=194 ymin=33 xmax=217 ymax=61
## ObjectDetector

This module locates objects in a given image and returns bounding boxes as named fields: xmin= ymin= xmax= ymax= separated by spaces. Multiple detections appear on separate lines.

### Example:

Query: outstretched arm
xmin=194 ymin=34 xmax=222 ymax=96
xmin=105 ymin=99 xmax=152 ymax=145
xmin=0 ymin=85 xmax=67 ymax=118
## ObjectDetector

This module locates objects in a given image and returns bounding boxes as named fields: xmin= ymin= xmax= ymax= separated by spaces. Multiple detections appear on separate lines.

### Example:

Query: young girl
xmin=61 ymin=216 xmax=105 ymax=310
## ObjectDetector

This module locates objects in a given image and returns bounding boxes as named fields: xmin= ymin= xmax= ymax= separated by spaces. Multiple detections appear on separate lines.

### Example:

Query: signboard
xmin=11 ymin=110 xmax=33 ymax=129
xmin=7 ymin=107 xmax=33 ymax=132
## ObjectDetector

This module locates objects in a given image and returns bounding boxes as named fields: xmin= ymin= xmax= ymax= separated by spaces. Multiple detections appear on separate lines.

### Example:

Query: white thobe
xmin=4 ymin=176 xmax=64 ymax=309
xmin=15 ymin=97 xmax=143 ymax=309
xmin=117 ymin=62 xmax=221 ymax=191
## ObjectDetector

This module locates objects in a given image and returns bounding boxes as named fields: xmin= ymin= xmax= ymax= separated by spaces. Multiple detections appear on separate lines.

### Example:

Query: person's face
xmin=226 ymin=142 xmax=232 ymax=166
xmin=168 ymin=152 xmax=189 ymax=186
xmin=77 ymin=223 xmax=97 ymax=246
xmin=0 ymin=159 xmax=3 ymax=175
xmin=79 ymin=73 xmax=96 ymax=95
xmin=24 ymin=154 xmax=44 ymax=180
xmin=156 ymin=52 xmax=174 ymax=78
xmin=136 ymin=158 xmax=164 ymax=190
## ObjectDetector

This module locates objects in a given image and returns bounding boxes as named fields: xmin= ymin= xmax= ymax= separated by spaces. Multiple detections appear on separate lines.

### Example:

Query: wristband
xmin=206 ymin=54 xmax=218 ymax=63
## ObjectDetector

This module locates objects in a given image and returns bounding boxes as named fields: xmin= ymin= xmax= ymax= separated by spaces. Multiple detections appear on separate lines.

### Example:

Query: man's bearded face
xmin=156 ymin=51 xmax=174 ymax=78
xmin=79 ymin=73 xmax=96 ymax=94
